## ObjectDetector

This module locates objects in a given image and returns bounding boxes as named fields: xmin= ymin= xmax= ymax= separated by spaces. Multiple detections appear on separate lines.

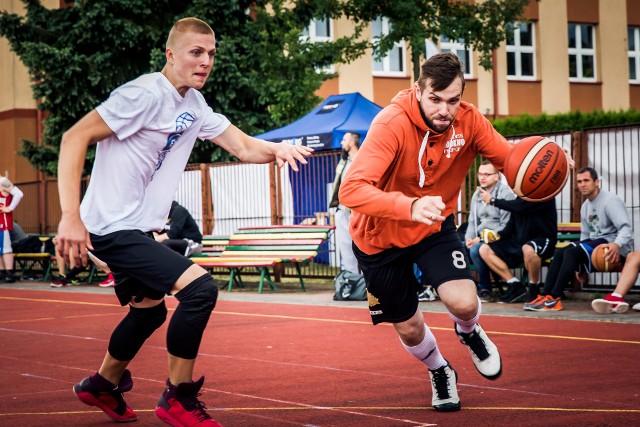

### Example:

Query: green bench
xmin=192 ymin=225 xmax=334 ymax=293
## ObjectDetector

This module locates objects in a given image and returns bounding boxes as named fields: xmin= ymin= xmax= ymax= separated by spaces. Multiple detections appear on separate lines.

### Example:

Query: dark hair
xmin=347 ymin=132 xmax=361 ymax=148
xmin=417 ymin=52 xmax=465 ymax=93
xmin=577 ymin=166 xmax=598 ymax=180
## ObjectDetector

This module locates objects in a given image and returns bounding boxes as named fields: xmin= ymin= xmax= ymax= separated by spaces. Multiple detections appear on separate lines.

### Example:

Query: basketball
xmin=503 ymin=136 xmax=569 ymax=202
xmin=591 ymin=245 xmax=620 ymax=272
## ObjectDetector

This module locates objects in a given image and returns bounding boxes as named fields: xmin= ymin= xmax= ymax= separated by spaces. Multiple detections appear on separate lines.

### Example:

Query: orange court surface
xmin=1 ymin=281 xmax=639 ymax=426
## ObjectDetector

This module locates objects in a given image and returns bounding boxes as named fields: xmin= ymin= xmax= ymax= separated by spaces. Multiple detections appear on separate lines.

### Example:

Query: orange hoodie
xmin=339 ymin=87 xmax=513 ymax=255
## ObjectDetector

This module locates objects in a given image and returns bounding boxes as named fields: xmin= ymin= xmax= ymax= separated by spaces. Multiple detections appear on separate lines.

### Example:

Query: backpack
xmin=12 ymin=236 xmax=43 ymax=254
xmin=333 ymin=270 xmax=367 ymax=301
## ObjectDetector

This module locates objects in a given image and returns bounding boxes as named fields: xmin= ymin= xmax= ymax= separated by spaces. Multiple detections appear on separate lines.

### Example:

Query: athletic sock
xmin=612 ymin=292 xmax=623 ymax=298
xmin=449 ymin=297 xmax=481 ymax=334
xmin=401 ymin=324 xmax=447 ymax=370
xmin=507 ymin=277 xmax=519 ymax=284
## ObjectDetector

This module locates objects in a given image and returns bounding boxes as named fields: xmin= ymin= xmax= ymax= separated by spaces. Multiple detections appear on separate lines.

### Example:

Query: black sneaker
xmin=155 ymin=376 xmax=222 ymax=426
xmin=478 ymin=288 xmax=492 ymax=303
xmin=428 ymin=362 xmax=460 ymax=412
xmin=73 ymin=369 xmax=137 ymax=422
xmin=498 ymin=283 xmax=526 ymax=303
xmin=456 ymin=324 xmax=502 ymax=380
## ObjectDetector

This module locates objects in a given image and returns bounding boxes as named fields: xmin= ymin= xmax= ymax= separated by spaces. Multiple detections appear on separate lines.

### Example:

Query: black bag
xmin=333 ymin=270 xmax=367 ymax=301
xmin=12 ymin=236 xmax=43 ymax=254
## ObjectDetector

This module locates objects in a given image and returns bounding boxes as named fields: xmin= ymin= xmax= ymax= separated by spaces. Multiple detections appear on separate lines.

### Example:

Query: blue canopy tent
xmin=255 ymin=92 xmax=383 ymax=151
xmin=255 ymin=93 xmax=383 ymax=265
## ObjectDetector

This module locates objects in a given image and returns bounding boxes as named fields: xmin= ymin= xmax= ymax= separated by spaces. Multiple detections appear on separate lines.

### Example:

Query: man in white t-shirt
xmin=55 ymin=17 xmax=312 ymax=427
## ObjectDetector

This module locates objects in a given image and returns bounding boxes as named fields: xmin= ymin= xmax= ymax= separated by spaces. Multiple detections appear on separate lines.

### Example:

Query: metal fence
xmin=10 ymin=125 xmax=640 ymax=290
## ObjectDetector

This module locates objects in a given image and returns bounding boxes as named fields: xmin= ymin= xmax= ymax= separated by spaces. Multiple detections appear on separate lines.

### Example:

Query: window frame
xmin=301 ymin=18 xmax=335 ymax=74
xmin=505 ymin=21 xmax=536 ymax=81
xmin=439 ymin=36 xmax=473 ymax=78
xmin=628 ymin=26 xmax=640 ymax=83
xmin=568 ymin=23 xmax=597 ymax=82
xmin=371 ymin=17 xmax=407 ymax=77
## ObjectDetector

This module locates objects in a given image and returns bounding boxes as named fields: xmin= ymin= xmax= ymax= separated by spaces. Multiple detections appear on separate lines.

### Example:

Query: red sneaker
xmin=73 ymin=369 xmax=137 ymax=422
xmin=99 ymin=272 xmax=115 ymax=288
xmin=591 ymin=294 xmax=629 ymax=314
xmin=155 ymin=376 xmax=222 ymax=426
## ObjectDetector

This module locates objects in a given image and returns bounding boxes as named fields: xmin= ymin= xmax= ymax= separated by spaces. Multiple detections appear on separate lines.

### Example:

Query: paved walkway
xmin=3 ymin=278 xmax=640 ymax=324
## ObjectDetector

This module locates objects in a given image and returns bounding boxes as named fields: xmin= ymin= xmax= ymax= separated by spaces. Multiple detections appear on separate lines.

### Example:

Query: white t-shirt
xmin=81 ymin=72 xmax=230 ymax=235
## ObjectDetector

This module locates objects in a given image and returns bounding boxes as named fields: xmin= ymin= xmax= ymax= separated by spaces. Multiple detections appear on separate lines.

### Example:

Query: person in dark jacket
xmin=478 ymin=191 xmax=558 ymax=303
xmin=154 ymin=201 xmax=203 ymax=257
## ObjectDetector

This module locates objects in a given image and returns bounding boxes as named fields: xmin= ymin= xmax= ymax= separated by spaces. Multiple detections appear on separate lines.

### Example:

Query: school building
xmin=2 ymin=0 xmax=640 ymax=184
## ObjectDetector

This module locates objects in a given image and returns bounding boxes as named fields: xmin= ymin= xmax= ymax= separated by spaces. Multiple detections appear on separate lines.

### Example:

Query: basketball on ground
xmin=591 ymin=245 xmax=620 ymax=272
xmin=503 ymin=136 xmax=569 ymax=202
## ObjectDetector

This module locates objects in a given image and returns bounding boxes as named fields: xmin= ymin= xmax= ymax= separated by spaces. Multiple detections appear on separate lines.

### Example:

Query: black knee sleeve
xmin=108 ymin=300 xmax=167 ymax=361
xmin=167 ymin=274 xmax=218 ymax=359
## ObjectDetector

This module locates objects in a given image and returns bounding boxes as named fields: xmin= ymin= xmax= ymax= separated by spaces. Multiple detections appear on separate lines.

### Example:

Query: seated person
xmin=524 ymin=167 xmax=633 ymax=312
xmin=464 ymin=160 xmax=515 ymax=301
xmin=478 ymin=194 xmax=557 ymax=304
xmin=154 ymin=201 xmax=203 ymax=257
xmin=591 ymin=249 xmax=640 ymax=314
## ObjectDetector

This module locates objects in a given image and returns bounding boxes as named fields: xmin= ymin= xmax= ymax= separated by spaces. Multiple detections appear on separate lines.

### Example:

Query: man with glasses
xmin=464 ymin=160 xmax=515 ymax=301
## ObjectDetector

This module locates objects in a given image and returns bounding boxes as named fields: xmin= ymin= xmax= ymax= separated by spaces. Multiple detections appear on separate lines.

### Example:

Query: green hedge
xmin=491 ymin=109 xmax=640 ymax=137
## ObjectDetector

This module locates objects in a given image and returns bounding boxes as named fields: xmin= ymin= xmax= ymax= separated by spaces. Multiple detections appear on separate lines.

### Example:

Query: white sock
xmin=507 ymin=277 xmax=519 ymax=284
xmin=401 ymin=324 xmax=447 ymax=370
xmin=612 ymin=292 xmax=623 ymax=298
xmin=449 ymin=297 xmax=481 ymax=334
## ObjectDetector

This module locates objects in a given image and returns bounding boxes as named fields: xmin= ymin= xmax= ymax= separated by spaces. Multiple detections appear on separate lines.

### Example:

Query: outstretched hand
xmin=273 ymin=144 xmax=314 ymax=171
xmin=56 ymin=214 xmax=93 ymax=268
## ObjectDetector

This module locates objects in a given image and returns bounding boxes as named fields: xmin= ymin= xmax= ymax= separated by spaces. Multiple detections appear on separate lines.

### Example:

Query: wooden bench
xmin=191 ymin=225 xmax=334 ymax=293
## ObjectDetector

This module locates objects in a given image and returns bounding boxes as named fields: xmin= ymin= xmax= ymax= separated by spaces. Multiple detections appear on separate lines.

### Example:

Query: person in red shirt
xmin=0 ymin=177 xmax=24 ymax=283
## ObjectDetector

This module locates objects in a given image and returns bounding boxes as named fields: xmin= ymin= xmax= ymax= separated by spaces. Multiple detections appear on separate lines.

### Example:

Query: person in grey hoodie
xmin=525 ymin=167 xmax=633 ymax=312
xmin=464 ymin=160 xmax=515 ymax=301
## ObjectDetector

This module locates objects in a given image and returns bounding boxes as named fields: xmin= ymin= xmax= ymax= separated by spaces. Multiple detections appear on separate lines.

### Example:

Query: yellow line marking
xmin=1 ymin=296 xmax=639 ymax=345
xmin=1 ymin=406 xmax=639 ymax=416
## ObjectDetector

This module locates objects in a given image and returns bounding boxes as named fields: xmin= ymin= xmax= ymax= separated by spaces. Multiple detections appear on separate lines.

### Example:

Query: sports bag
xmin=333 ymin=270 xmax=367 ymax=301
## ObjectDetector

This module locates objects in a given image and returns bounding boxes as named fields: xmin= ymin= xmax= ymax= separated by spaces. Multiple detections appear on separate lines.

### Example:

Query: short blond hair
xmin=166 ymin=17 xmax=214 ymax=48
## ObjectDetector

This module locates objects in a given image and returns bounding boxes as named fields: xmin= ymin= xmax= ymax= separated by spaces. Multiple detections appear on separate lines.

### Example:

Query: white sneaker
xmin=591 ymin=294 xmax=629 ymax=314
xmin=428 ymin=362 xmax=460 ymax=412
xmin=456 ymin=324 xmax=502 ymax=380
xmin=633 ymin=302 xmax=640 ymax=312
xmin=184 ymin=239 xmax=203 ymax=257
xmin=418 ymin=286 xmax=437 ymax=302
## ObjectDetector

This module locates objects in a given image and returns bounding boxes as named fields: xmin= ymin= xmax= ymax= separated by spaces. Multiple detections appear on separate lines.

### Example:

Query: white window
xmin=301 ymin=18 xmax=334 ymax=74
xmin=371 ymin=17 xmax=406 ymax=76
xmin=628 ymin=27 xmax=640 ymax=83
xmin=439 ymin=35 xmax=472 ymax=78
xmin=506 ymin=21 xmax=536 ymax=80
xmin=568 ymin=23 xmax=596 ymax=81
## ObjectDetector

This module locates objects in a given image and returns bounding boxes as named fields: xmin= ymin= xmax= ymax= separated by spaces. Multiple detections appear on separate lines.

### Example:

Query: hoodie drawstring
xmin=418 ymin=131 xmax=429 ymax=188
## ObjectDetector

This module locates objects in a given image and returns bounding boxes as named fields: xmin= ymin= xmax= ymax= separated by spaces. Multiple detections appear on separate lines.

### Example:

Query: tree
xmin=342 ymin=0 xmax=531 ymax=79
xmin=0 ymin=0 xmax=367 ymax=176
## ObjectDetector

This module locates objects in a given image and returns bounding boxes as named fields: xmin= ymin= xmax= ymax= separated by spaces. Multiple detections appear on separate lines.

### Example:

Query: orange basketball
xmin=504 ymin=136 xmax=569 ymax=202
xmin=591 ymin=245 xmax=620 ymax=272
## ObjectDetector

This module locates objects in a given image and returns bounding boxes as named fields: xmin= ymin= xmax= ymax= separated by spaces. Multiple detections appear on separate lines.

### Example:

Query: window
xmin=629 ymin=27 xmax=640 ymax=83
xmin=301 ymin=18 xmax=334 ymax=74
xmin=568 ymin=23 xmax=596 ymax=81
xmin=506 ymin=21 xmax=536 ymax=80
xmin=371 ymin=17 xmax=406 ymax=76
xmin=439 ymin=35 xmax=472 ymax=77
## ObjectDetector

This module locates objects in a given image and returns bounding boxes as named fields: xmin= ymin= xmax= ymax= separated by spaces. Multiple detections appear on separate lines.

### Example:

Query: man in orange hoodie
xmin=339 ymin=53 xmax=512 ymax=412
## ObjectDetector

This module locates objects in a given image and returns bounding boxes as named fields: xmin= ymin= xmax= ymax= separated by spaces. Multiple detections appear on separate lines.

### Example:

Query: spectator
xmin=0 ymin=177 xmax=24 ymax=283
xmin=478 ymin=193 xmax=557 ymax=303
xmin=464 ymin=161 xmax=515 ymax=301
xmin=591 ymin=249 xmax=640 ymax=313
xmin=154 ymin=201 xmax=203 ymax=257
xmin=525 ymin=167 xmax=633 ymax=312
xmin=328 ymin=131 xmax=361 ymax=274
